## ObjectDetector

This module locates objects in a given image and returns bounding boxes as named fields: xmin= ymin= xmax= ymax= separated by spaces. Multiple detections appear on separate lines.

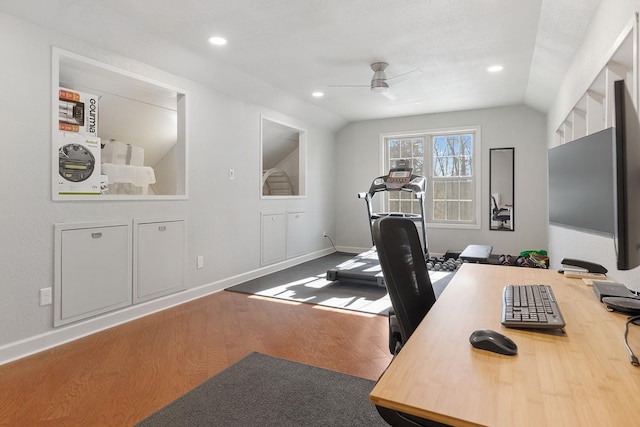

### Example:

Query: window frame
xmin=380 ymin=126 xmax=482 ymax=230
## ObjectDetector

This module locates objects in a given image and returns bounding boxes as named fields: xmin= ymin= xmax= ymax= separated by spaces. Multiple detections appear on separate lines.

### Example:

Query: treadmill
xmin=326 ymin=160 xmax=428 ymax=287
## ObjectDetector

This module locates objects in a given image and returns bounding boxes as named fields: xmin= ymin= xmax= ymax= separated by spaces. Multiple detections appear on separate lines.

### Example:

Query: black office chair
xmin=372 ymin=217 xmax=449 ymax=427
xmin=373 ymin=216 xmax=437 ymax=355
xmin=491 ymin=196 xmax=511 ymax=229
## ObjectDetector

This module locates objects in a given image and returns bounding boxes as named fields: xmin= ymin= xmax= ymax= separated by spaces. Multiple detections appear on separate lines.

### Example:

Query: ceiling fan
xmin=329 ymin=62 xmax=423 ymax=100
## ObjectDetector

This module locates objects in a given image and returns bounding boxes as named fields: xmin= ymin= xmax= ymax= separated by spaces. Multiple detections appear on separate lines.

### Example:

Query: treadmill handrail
xmin=359 ymin=173 xmax=428 ymax=257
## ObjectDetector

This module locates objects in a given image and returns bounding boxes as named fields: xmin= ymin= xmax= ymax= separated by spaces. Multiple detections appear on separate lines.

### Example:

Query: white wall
xmin=547 ymin=0 xmax=640 ymax=291
xmin=334 ymin=105 xmax=548 ymax=257
xmin=0 ymin=10 xmax=342 ymax=363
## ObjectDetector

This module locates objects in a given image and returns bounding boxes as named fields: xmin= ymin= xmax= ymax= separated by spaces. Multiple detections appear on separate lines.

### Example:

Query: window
xmin=383 ymin=127 xmax=481 ymax=228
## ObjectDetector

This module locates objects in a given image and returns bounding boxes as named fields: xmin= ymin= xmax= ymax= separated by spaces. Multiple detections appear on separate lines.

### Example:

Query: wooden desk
xmin=370 ymin=264 xmax=640 ymax=426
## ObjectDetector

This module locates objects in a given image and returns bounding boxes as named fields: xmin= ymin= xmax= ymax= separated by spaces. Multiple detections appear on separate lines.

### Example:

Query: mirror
xmin=53 ymin=48 xmax=187 ymax=200
xmin=261 ymin=117 xmax=306 ymax=197
xmin=489 ymin=148 xmax=514 ymax=231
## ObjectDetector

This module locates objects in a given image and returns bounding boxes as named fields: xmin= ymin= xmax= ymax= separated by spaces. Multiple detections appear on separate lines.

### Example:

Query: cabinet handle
xmin=159 ymin=226 xmax=167 ymax=231
xmin=91 ymin=232 xmax=102 ymax=238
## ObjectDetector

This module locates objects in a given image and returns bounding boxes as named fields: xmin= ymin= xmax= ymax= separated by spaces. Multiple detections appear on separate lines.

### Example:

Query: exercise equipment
xmin=326 ymin=160 xmax=428 ymax=287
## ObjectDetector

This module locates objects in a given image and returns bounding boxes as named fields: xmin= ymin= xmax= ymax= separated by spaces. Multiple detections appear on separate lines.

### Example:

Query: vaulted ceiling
xmin=3 ymin=0 xmax=602 ymax=122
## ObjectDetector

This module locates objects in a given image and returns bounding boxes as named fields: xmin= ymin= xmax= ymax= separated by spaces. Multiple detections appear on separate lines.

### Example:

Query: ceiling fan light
xmin=371 ymin=79 xmax=389 ymax=92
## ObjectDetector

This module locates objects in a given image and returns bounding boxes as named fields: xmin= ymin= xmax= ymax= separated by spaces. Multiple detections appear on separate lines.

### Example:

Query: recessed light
xmin=487 ymin=65 xmax=503 ymax=73
xmin=312 ymin=91 xmax=324 ymax=98
xmin=208 ymin=36 xmax=228 ymax=46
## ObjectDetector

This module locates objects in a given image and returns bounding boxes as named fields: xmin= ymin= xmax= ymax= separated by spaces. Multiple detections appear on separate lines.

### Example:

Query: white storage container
xmin=102 ymin=163 xmax=156 ymax=195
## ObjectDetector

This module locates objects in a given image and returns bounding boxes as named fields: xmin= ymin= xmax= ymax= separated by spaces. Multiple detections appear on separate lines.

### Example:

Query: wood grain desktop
xmin=370 ymin=263 xmax=640 ymax=426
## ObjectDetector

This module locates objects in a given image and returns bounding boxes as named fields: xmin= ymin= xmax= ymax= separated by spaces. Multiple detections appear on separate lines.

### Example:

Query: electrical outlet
xmin=197 ymin=256 xmax=204 ymax=269
xmin=39 ymin=287 xmax=52 ymax=306
xmin=323 ymin=230 xmax=327 ymax=237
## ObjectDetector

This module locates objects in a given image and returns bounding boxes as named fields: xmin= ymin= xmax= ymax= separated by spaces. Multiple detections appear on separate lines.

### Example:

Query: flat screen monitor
xmin=548 ymin=79 xmax=640 ymax=271
xmin=548 ymin=128 xmax=616 ymax=235
xmin=614 ymin=79 xmax=640 ymax=270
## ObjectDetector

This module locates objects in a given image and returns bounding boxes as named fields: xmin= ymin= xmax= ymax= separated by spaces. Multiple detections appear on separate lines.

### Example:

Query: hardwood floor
xmin=0 ymin=291 xmax=392 ymax=426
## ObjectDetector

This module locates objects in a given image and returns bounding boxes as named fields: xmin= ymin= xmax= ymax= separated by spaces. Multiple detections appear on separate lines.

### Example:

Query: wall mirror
xmin=260 ymin=116 xmax=306 ymax=198
xmin=489 ymin=148 xmax=514 ymax=231
xmin=52 ymin=48 xmax=188 ymax=200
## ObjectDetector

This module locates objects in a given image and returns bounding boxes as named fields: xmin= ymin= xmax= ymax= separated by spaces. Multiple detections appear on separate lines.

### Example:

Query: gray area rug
xmin=135 ymin=352 xmax=387 ymax=427
xmin=226 ymin=252 xmax=455 ymax=315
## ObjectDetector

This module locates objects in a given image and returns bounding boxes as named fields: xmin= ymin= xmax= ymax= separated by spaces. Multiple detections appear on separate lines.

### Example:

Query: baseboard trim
xmin=335 ymin=245 xmax=370 ymax=254
xmin=0 ymin=248 xmax=335 ymax=366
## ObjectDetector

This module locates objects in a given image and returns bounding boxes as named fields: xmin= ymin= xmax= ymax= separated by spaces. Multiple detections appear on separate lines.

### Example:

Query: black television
xmin=548 ymin=127 xmax=615 ymax=235
xmin=548 ymin=79 xmax=640 ymax=270
xmin=614 ymin=79 xmax=640 ymax=270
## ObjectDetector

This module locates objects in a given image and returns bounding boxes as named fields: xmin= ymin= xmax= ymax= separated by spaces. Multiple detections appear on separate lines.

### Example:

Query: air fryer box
xmin=58 ymin=87 xmax=99 ymax=136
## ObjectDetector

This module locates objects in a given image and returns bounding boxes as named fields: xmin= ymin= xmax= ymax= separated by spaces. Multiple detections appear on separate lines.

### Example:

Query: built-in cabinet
xmin=133 ymin=219 xmax=186 ymax=303
xmin=54 ymin=219 xmax=185 ymax=326
xmin=261 ymin=213 xmax=286 ymax=265
xmin=286 ymin=211 xmax=307 ymax=258
xmin=556 ymin=15 xmax=638 ymax=144
xmin=261 ymin=211 xmax=308 ymax=265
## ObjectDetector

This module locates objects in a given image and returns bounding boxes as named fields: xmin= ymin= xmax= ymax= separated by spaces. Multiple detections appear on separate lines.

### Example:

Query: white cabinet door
xmin=286 ymin=211 xmax=307 ymax=259
xmin=55 ymin=221 xmax=132 ymax=326
xmin=134 ymin=220 xmax=185 ymax=303
xmin=261 ymin=213 xmax=286 ymax=265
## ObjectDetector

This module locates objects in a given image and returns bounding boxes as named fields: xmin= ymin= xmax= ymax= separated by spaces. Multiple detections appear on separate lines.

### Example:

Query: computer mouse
xmin=469 ymin=329 xmax=517 ymax=356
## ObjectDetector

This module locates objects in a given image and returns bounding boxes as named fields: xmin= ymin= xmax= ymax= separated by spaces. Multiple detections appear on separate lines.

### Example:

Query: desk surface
xmin=370 ymin=264 xmax=640 ymax=427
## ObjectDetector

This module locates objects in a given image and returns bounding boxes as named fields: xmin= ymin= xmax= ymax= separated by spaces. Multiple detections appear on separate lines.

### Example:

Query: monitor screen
xmin=548 ymin=128 xmax=616 ymax=236
xmin=548 ymin=80 xmax=640 ymax=271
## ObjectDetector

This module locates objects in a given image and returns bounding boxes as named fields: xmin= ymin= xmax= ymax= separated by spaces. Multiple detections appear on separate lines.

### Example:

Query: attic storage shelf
xmin=52 ymin=47 xmax=188 ymax=200
xmin=54 ymin=219 xmax=185 ymax=327
xmin=556 ymin=15 xmax=639 ymax=145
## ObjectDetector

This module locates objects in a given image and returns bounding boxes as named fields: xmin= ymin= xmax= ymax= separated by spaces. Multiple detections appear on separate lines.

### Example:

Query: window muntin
xmin=383 ymin=128 xmax=480 ymax=228
xmin=431 ymin=133 xmax=474 ymax=223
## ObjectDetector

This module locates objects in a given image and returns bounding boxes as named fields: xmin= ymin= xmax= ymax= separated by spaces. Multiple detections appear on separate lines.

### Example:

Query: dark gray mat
xmin=226 ymin=252 xmax=455 ymax=315
xmin=135 ymin=352 xmax=387 ymax=427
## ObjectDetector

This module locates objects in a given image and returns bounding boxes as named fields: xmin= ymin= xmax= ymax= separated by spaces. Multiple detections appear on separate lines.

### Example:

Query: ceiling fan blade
xmin=327 ymin=84 xmax=370 ymax=88
xmin=380 ymin=90 xmax=397 ymax=101
xmin=387 ymin=68 xmax=423 ymax=84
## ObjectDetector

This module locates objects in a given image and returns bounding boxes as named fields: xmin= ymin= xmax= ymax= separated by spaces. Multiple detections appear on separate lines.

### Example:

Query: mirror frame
xmin=260 ymin=116 xmax=307 ymax=199
xmin=489 ymin=147 xmax=514 ymax=231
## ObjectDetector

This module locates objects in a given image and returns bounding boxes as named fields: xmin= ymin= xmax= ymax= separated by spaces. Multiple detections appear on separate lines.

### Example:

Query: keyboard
xmin=501 ymin=284 xmax=566 ymax=329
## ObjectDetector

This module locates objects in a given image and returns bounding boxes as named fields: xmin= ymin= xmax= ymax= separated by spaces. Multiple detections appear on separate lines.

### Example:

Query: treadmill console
xmin=383 ymin=159 xmax=413 ymax=189
xmin=386 ymin=170 xmax=412 ymax=189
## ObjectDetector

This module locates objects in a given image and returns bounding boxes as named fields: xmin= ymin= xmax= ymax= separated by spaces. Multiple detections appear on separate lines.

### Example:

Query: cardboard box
xmin=102 ymin=140 xmax=144 ymax=166
xmin=58 ymin=87 xmax=99 ymax=136
xmin=56 ymin=132 xmax=101 ymax=195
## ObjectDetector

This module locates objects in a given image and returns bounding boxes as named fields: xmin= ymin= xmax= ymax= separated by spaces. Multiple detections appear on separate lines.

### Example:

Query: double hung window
xmin=382 ymin=127 xmax=481 ymax=228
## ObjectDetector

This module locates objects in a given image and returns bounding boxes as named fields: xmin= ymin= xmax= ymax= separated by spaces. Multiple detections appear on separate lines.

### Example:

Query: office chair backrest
xmin=491 ymin=195 xmax=500 ymax=214
xmin=373 ymin=217 xmax=437 ymax=344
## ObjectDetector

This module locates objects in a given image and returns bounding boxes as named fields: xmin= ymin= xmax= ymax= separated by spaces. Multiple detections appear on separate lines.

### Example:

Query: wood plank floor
xmin=0 ymin=291 xmax=392 ymax=426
